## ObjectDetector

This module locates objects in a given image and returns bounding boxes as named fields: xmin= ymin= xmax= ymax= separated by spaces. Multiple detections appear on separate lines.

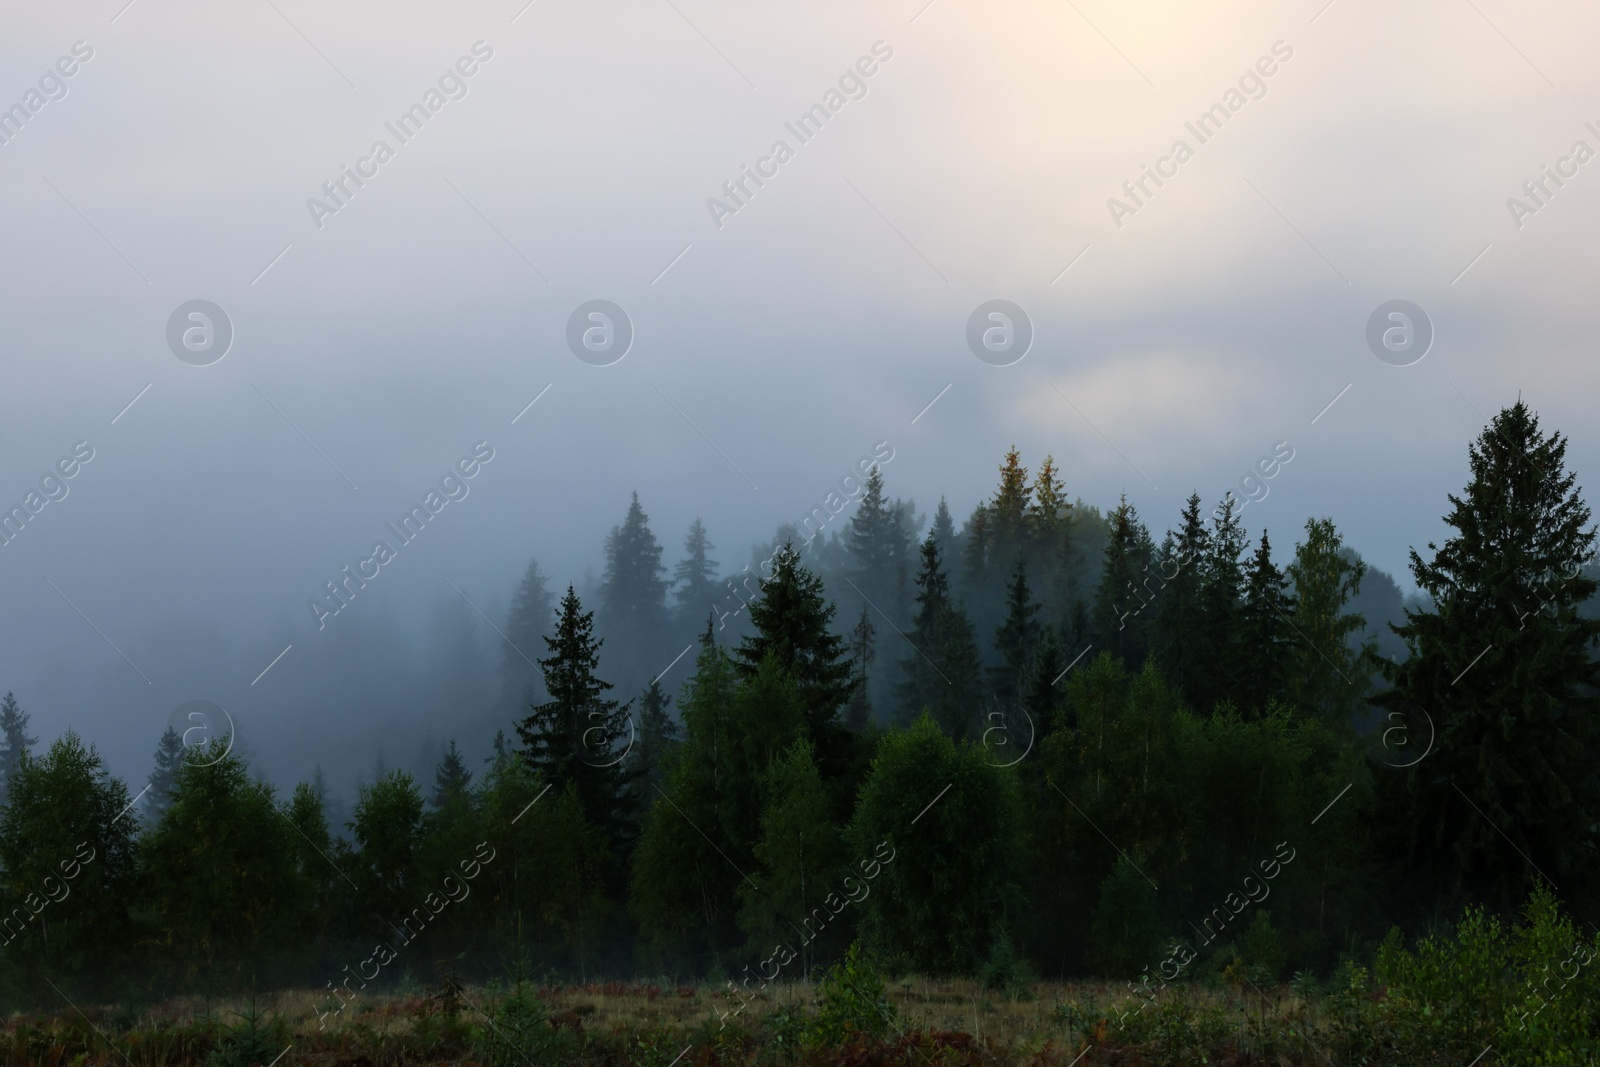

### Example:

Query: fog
xmin=1 ymin=0 xmax=1596 ymax=797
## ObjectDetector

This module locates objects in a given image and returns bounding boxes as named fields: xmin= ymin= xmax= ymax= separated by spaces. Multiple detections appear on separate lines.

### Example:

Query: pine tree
xmin=145 ymin=726 xmax=186 ymax=821
xmin=0 ymin=693 xmax=36 ymax=803
xmin=845 ymin=604 xmax=876 ymax=731
xmin=672 ymin=518 xmax=719 ymax=625
xmin=1375 ymin=401 xmax=1600 ymax=910
xmin=992 ymin=560 xmax=1042 ymax=711
xmin=898 ymin=534 xmax=983 ymax=739
xmin=734 ymin=544 xmax=855 ymax=745
xmin=431 ymin=739 xmax=473 ymax=809
xmin=1092 ymin=496 xmax=1156 ymax=667
xmin=518 ymin=586 xmax=637 ymax=849
xmin=1238 ymin=529 xmax=1294 ymax=714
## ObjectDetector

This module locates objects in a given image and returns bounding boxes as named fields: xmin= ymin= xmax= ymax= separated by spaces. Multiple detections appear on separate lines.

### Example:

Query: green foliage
xmin=136 ymin=747 xmax=313 ymax=993
xmin=896 ymin=534 xmax=983 ymax=740
xmin=979 ymin=931 xmax=1037 ymax=999
xmin=518 ymin=585 xmax=637 ymax=850
xmin=1093 ymin=495 xmax=1156 ymax=667
xmin=1286 ymin=516 xmax=1374 ymax=726
xmin=471 ymin=973 xmax=572 ymax=1067
xmin=673 ymin=516 xmax=719 ymax=625
xmin=737 ymin=739 xmax=845 ymax=972
xmin=849 ymin=714 xmax=1023 ymax=974
xmin=1238 ymin=909 xmax=1288 ymax=984
xmin=807 ymin=942 xmax=897 ymax=1046
xmin=1376 ymin=400 xmax=1600 ymax=912
xmin=203 ymin=1000 xmax=288 ymax=1067
xmin=0 ymin=730 xmax=136 ymax=1003
xmin=1088 ymin=854 xmax=1163 ymax=979
xmin=735 ymin=543 xmax=855 ymax=752
xmin=1327 ymin=887 xmax=1600 ymax=1064
xmin=350 ymin=768 xmax=425 ymax=924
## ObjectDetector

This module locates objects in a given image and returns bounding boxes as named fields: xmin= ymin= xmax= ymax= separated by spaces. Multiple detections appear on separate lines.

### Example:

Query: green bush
xmin=807 ymin=942 xmax=898 ymax=1047
xmin=1326 ymin=887 xmax=1600 ymax=1065
xmin=980 ymin=931 xmax=1037 ymax=999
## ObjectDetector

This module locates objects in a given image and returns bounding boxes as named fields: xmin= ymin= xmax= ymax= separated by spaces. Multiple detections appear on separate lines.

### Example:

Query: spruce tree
xmin=1092 ymin=496 xmax=1155 ymax=667
xmin=1285 ymin=518 xmax=1373 ymax=726
xmin=1196 ymin=493 xmax=1247 ymax=711
xmin=1021 ymin=622 xmax=1068 ymax=736
xmin=599 ymin=491 xmax=670 ymax=680
xmin=1375 ymin=401 xmax=1600 ymax=910
xmin=0 ymin=693 xmax=36 ymax=803
xmin=734 ymin=543 xmax=854 ymax=743
xmin=518 ymin=586 xmax=637 ymax=849
xmin=990 ymin=447 xmax=1033 ymax=558
xmin=672 ymin=518 xmax=719 ymax=625
xmin=145 ymin=726 xmax=186 ymax=821
xmin=502 ymin=557 xmax=555 ymax=707
xmin=845 ymin=604 xmax=876 ymax=731
xmin=929 ymin=496 xmax=958 ymax=560
xmin=1238 ymin=529 xmax=1294 ymax=714
xmin=845 ymin=467 xmax=917 ymax=624
xmin=631 ymin=679 xmax=680 ymax=797
xmin=898 ymin=533 xmax=983 ymax=739
xmin=992 ymin=559 xmax=1042 ymax=711
xmin=431 ymin=739 xmax=473 ymax=809
xmin=1151 ymin=493 xmax=1210 ymax=702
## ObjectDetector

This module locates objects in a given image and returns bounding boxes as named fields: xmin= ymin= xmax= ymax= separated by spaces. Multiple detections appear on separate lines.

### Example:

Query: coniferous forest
xmin=4 ymin=400 xmax=1600 ymax=1066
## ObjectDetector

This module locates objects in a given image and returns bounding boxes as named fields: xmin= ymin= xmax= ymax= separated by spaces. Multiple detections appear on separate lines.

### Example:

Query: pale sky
xmin=0 ymin=0 xmax=1595 ymax=790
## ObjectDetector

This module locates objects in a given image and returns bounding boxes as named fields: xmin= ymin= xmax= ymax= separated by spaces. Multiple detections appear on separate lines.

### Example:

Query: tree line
xmin=0 ymin=399 xmax=1594 ymax=1008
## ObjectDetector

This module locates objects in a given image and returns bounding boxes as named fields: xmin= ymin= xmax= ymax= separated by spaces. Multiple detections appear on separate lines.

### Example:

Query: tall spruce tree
xmin=599 ymin=491 xmax=670 ymax=681
xmin=992 ymin=560 xmax=1042 ymax=712
xmin=1285 ymin=518 xmax=1373 ymax=726
xmin=0 ymin=692 xmax=36 ymax=803
xmin=1022 ymin=622 xmax=1069 ymax=737
xmin=431 ymin=739 xmax=473 ymax=809
xmin=630 ymin=679 xmax=680 ymax=797
xmin=929 ymin=496 xmax=958 ymax=560
xmin=1092 ymin=496 xmax=1155 ymax=667
xmin=1196 ymin=493 xmax=1248 ymax=711
xmin=1151 ymin=494 xmax=1210 ymax=701
xmin=1238 ymin=529 xmax=1294 ymax=714
xmin=672 ymin=518 xmax=719 ymax=626
xmin=502 ymin=557 xmax=555 ymax=708
xmin=518 ymin=586 xmax=637 ymax=849
xmin=734 ymin=544 xmax=855 ymax=741
xmin=990 ymin=447 xmax=1033 ymax=562
xmin=897 ymin=533 xmax=983 ymax=739
xmin=845 ymin=604 xmax=877 ymax=731
xmin=1375 ymin=401 xmax=1600 ymax=911
xmin=145 ymin=726 xmax=186 ymax=821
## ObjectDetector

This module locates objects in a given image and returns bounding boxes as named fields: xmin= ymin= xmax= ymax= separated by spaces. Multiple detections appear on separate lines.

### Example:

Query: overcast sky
xmin=0 ymin=0 xmax=1595 ymax=792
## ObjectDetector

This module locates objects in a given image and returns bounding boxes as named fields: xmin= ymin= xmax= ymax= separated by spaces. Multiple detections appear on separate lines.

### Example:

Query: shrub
xmin=807 ymin=942 xmax=898 ymax=1047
